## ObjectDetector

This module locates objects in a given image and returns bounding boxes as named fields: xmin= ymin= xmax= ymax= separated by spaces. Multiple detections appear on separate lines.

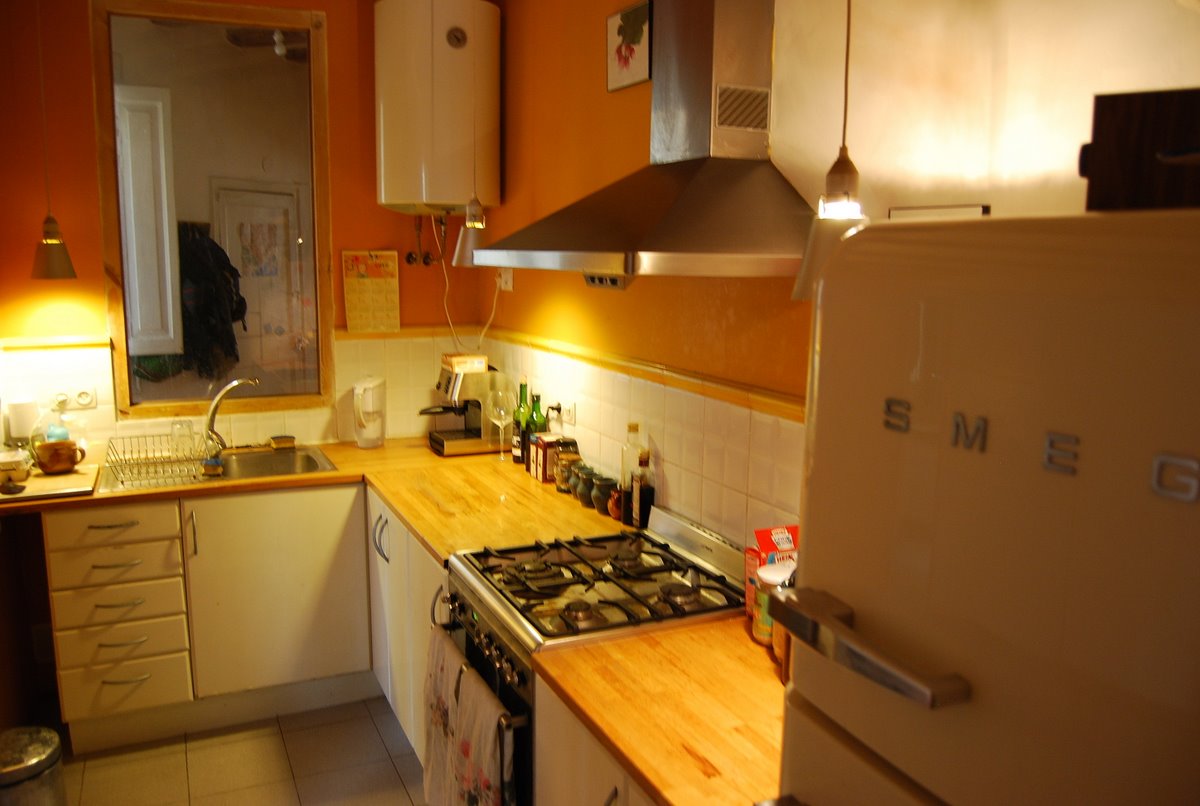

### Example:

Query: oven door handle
xmin=430 ymin=584 xmax=452 ymax=628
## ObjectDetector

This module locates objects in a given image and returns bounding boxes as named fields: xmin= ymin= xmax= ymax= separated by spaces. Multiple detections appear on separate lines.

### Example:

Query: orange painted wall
xmin=1 ymin=0 xmax=810 ymax=399
xmin=0 ymin=0 xmax=480 ymax=343
xmin=483 ymin=0 xmax=812 ymax=398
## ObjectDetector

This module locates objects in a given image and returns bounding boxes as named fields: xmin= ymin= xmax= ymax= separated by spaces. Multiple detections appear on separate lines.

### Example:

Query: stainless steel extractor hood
xmin=473 ymin=0 xmax=815 ymax=287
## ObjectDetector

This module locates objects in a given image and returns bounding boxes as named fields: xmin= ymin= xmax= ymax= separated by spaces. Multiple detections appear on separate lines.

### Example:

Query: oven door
xmin=436 ymin=609 xmax=533 ymax=806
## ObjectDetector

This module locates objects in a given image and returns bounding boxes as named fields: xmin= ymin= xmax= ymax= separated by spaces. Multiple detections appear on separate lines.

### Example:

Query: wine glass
xmin=485 ymin=389 xmax=517 ymax=461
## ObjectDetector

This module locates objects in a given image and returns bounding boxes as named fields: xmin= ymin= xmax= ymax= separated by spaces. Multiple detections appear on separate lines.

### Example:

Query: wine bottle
xmin=512 ymin=377 xmax=530 ymax=462
xmin=524 ymin=393 xmax=547 ymax=473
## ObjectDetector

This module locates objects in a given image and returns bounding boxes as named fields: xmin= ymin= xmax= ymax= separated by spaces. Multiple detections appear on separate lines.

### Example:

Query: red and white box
xmin=744 ymin=524 xmax=799 ymax=617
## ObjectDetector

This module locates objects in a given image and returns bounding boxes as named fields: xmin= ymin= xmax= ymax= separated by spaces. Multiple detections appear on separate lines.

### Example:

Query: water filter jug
xmin=353 ymin=376 xmax=386 ymax=449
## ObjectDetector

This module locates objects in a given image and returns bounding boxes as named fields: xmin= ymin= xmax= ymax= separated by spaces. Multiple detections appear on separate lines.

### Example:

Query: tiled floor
xmin=60 ymin=698 xmax=425 ymax=806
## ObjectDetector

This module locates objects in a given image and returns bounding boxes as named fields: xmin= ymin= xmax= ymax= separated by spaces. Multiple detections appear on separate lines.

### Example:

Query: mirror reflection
xmin=109 ymin=15 xmax=318 ymax=404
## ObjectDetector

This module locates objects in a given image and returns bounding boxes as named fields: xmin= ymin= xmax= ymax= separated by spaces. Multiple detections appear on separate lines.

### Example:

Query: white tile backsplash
xmin=2 ymin=334 xmax=805 ymax=550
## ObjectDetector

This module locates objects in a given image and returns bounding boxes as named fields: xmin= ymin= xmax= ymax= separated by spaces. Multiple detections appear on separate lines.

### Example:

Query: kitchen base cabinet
xmin=534 ymin=676 xmax=654 ymax=806
xmin=183 ymin=485 xmax=369 ymax=698
xmin=366 ymin=486 xmax=446 ymax=762
xmin=43 ymin=501 xmax=192 ymax=723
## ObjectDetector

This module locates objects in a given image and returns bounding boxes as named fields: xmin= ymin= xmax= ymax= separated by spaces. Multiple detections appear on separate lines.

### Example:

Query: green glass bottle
xmin=511 ymin=377 xmax=530 ymax=463
xmin=524 ymin=393 xmax=547 ymax=473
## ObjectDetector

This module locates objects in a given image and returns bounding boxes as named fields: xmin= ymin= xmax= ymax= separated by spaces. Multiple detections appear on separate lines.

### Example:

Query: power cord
xmin=429 ymin=214 xmax=501 ymax=352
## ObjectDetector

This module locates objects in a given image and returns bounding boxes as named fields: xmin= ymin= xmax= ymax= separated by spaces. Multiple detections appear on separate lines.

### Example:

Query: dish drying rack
xmin=103 ymin=433 xmax=206 ymax=489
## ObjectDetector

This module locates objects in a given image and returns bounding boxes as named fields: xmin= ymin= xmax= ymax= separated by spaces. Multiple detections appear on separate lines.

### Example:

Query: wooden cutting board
xmin=1 ymin=462 xmax=99 ymax=503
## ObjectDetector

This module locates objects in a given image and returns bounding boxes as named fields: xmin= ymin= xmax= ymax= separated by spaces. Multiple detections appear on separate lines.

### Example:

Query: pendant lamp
xmin=818 ymin=0 xmax=863 ymax=220
xmin=32 ymin=0 xmax=76 ymax=279
xmin=452 ymin=19 xmax=487 ymax=268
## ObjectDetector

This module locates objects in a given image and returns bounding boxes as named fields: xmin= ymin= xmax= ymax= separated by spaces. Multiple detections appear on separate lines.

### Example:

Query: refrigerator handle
xmin=769 ymin=587 xmax=971 ymax=709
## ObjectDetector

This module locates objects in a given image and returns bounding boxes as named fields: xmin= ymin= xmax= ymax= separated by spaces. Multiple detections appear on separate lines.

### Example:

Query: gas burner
xmin=561 ymin=599 xmax=604 ymax=626
xmin=611 ymin=544 xmax=645 ymax=570
xmin=506 ymin=560 xmax=560 ymax=581
xmin=660 ymin=581 xmax=701 ymax=607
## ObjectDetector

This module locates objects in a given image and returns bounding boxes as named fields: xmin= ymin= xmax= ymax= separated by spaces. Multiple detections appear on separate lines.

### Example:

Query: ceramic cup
xmin=34 ymin=440 xmax=86 ymax=475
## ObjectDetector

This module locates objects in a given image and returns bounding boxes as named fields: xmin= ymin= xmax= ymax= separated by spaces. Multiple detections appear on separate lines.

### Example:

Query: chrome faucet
xmin=204 ymin=377 xmax=260 ymax=455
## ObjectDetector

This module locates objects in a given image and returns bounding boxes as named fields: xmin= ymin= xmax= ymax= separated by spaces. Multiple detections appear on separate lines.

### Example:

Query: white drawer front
xmin=51 ymin=577 xmax=186 ymax=629
xmin=44 ymin=501 xmax=180 ymax=550
xmin=58 ymin=651 xmax=193 ymax=723
xmin=47 ymin=539 xmax=182 ymax=591
xmin=54 ymin=615 xmax=190 ymax=670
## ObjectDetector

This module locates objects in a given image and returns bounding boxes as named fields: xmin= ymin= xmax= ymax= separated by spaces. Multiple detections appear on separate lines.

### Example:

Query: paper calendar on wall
xmin=342 ymin=250 xmax=400 ymax=332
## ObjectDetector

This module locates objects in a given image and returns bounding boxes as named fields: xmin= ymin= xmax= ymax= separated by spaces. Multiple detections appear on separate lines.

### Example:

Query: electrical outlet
xmin=561 ymin=402 xmax=576 ymax=426
xmin=498 ymin=267 xmax=513 ymax=292
xmin=55 ymin=388 xmax=98 ymax=410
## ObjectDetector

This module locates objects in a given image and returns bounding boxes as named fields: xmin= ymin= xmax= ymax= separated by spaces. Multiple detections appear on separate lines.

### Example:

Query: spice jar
xmin=556 ymin=453 xmax=581 ymax=494
xmin=752 ymin=561 xmax=796 ymax=646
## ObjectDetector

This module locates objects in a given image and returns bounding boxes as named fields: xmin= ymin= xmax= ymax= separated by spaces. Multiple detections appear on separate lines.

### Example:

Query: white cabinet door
xmin=369 ymin=488 xmax=447 ymax=762
xmin=403 ymin=534 xmax=445 ymax=762
xmin=366 ymin=487 xmax=393 ymax=705
xmin=183 ymin=486 xmax=369 ymax=698
xmin=535 ymin=675 xmax=629 ymax=806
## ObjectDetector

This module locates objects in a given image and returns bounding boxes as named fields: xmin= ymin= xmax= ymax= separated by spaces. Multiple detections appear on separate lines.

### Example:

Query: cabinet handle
xmin=86 ymin=520 xmax=140 ymax=530
xmin=603 ymin=786 xmax=619 ymax=806
xmin=190 ymin=510 xmax=199 ymax=556
xmin=97 ymin=635 xmax=150 ymax=649
xmin=100 ymin=672 xmax=152 ymax=685
xmin=91 ymin=559 xmax=144 ymax=570
xmin=370 ymin=513 xmax=383 ymax=558
xmin=94 ymin=597 xmax=146 ymax=610
xmin=378 ymin=516 xmax=391 ymax=563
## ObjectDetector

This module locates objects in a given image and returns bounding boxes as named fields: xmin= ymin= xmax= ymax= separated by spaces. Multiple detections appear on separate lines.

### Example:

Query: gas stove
xmin=444 ymin=507 xmax=745 ymax=707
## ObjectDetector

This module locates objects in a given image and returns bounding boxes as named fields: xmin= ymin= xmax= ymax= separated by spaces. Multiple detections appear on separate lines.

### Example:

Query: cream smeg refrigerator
xmin=772 ymin=210 xmax=1200 ymax=804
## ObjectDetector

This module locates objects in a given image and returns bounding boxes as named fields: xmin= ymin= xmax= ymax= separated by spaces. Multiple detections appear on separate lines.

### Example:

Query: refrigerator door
xmin=792 ymin=211 xmax=1200 ymax=804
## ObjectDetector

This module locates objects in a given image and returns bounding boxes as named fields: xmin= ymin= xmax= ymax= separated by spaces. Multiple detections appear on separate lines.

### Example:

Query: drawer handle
xmin=86 ymin=520 xmax=141 ymax=530
xmin=603 ymin=786 xmax=619 ymax=806
xmin=100 ymin=672 xmax=152 ymax=686
xmin=94 ymin=597 xmax=146 ymax=610
xmin=97 ymin=635 xmax=150 ymax=649
xmin=90 ymin=559 xmax=144 ymax=570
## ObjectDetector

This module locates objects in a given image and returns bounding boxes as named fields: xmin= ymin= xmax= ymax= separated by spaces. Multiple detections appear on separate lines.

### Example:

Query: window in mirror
xmin=95 ymin=4 xmax=330 ymax=414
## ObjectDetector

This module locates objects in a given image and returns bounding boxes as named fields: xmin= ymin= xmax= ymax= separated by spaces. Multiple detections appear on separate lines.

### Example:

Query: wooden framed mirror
xmin=92 ymin=0 xmax=332 ymax=418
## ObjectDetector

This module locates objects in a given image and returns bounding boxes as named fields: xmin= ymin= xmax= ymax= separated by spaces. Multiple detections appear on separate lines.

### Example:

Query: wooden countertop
xmin=325 ymin=440 xmax=624 ymax=561
xmin=534 ymin=617 xmax=785 ymax=806
xmin=0 ymin=437 xmax=784 ymax=801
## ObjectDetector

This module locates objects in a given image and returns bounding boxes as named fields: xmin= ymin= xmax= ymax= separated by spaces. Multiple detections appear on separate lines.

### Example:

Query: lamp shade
xmin=33 ymin=215 xmax=77 ymax=279
xmin=452 ymin=224 xmax=487 ymax=267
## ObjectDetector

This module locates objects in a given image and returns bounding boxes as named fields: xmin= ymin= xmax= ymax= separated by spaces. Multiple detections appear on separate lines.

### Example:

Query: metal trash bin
xmin=0 ymin=727 xmax=67 ymax=806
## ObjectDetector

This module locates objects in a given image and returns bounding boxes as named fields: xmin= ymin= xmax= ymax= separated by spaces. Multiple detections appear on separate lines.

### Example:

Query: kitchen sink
xmin=95 ymin=444 xmax=337 ymax=493
xmin=216 ymin=446 xmax=336 ymax=481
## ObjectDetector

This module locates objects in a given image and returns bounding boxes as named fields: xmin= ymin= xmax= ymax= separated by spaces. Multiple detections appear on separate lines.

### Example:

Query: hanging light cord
xmin=840 ymin=0 xmax=852 ymax=149
xmin=35 ymin=0 xmax=53 ymax=216
xmin=430 ymin=215 xmax=500 ymax=352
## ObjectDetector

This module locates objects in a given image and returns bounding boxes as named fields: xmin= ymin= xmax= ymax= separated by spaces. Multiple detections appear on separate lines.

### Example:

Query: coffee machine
xmin=420 ymin=356 xmax=512 ymax=456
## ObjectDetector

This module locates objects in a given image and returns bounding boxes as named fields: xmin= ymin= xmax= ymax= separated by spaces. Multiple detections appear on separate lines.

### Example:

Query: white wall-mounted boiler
xmin=374 ymin=0 xmax=500 ymax=215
